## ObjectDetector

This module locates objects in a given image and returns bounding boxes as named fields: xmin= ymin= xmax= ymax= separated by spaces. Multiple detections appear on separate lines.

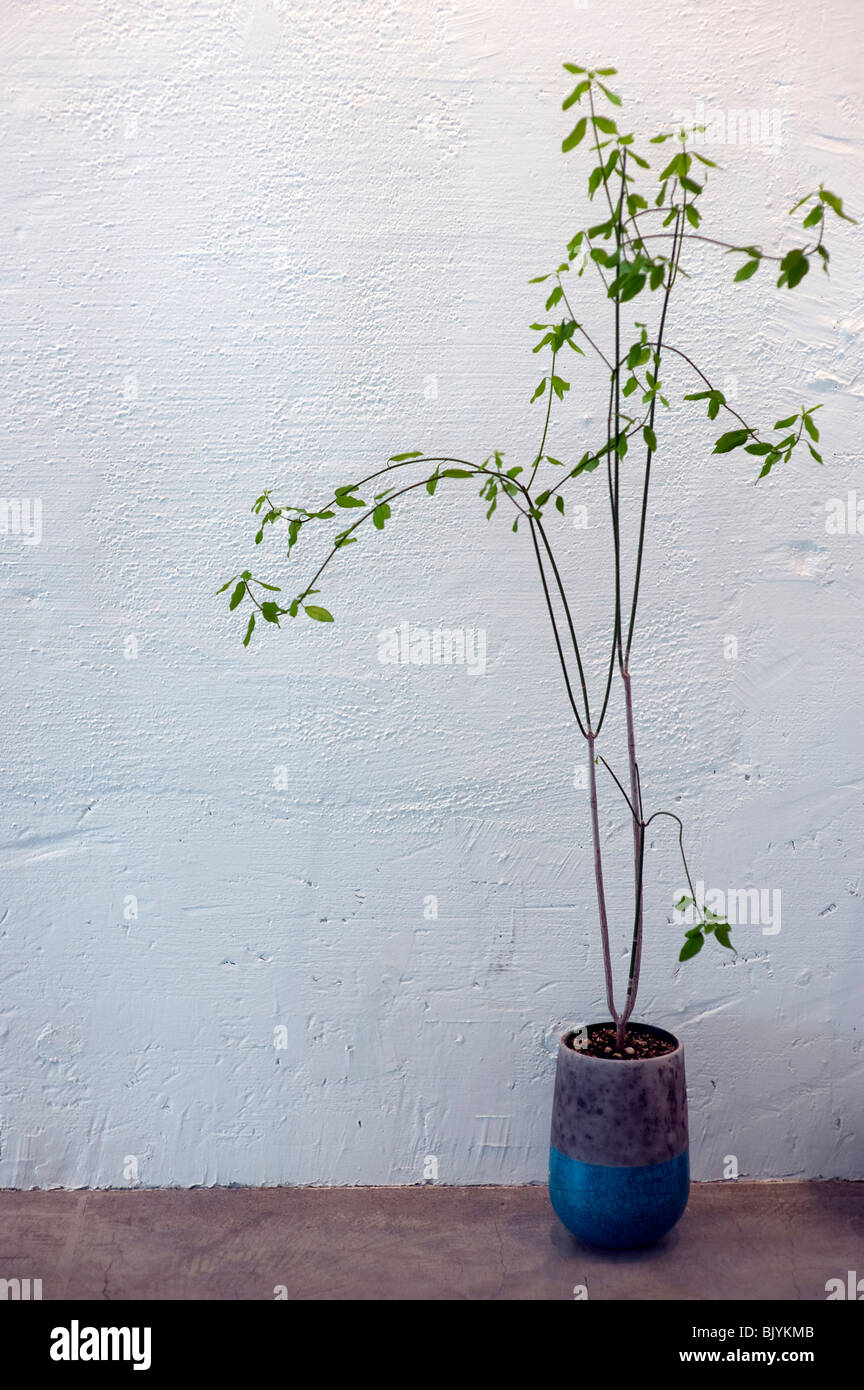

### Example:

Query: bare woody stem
xmin=587 ymin=731 xmax=622 ymax=1030
xmin=614 ymin=202 xmax=686 ymax=1047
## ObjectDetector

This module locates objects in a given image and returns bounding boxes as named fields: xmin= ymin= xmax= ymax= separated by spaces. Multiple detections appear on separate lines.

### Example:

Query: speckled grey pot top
xmin=550 ymin=1024 xmax=688 ymax=1168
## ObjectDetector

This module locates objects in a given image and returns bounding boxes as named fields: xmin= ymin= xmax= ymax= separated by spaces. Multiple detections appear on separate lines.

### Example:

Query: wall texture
xmin=1 ymin=0 xmax=862 ymax=1187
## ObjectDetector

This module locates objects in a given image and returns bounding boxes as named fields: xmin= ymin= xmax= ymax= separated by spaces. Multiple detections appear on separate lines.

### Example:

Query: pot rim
xmin=560 ymin=1020 xmax=683 ymax=1062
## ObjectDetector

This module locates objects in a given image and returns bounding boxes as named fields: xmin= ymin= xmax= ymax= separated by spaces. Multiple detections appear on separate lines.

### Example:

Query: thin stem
xmin=625 ymin=211 xmax=683 ymax=661
xmin=628 ymin=231 xmax=784 ymax=261
xmin=645 ymin=809 xmax=699 ymax=914
xmin=587 ymin=734 xmax=622 ymax=1028
xmin=614 ymin=206 xmax=687 ymax=1038
xmin=588 ymin=88 xmax=619 ymax=225
xmin=528 ymin=518 xmax=589 ymax=738
xmin=529 ymin=350 xmax=556 ymax=488
xmin=557 ymin=283 xmax=613 ymax=371
xmin=618 ymin=666 xmax=645 ymax=1041
xmin=297 ymin=463 xmax=529 ymax=599
xmin=533 ymin=516 xmax=593 ymax=728
xmin=598 ymin=755 xmax=639 ymax=821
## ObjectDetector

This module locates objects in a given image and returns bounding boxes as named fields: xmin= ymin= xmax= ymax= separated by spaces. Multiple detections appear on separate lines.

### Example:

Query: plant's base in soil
xmin=567 ymin=1022 xmax=676 ymax=1060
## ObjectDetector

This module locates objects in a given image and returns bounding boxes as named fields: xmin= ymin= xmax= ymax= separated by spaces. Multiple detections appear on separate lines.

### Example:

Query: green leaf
xmin=713 ymin=429 xmax=750 ymax=454
xmin=335 ymin=494 xmax=366 ymax=508
xmin=373 ymin=502 xmax=391 ymax=530
xmin=773 ymin=414 xmax=798 ymax=430
xmin=229 ymin=581 xmax=246 ymax=611
xmin=304 ymin=605 xmax=334 ymax=622
xmin=619 ymin=272 xmax=646 ymax=302
xmin=441 ymin=468 xmax=473 ymax=478
xmin=550 ymin=375 xmax=570 ymax=401
xmin=563 ymin=81 xmax=591 ymax=110
xmin=261 ymin=601 xmax=282 ymax=624
xmin=803 ymin=413 xmax=820 ymax=442
xmin=531 ymin=378 xmax=547 ymax=403
xmin=802 ymin=205 xmax=823 ymax=228
xmin=555 ymin=495 xmax=565 ymax=515
xmin=217 ymin=578 xmax=235 ymax=594
xmin=426 ymin=473 xmax=439 ymax=495
xmin=714 ymin=923 xmax=735 ymax=951
xmin=778 ymin=248 xmax=809 ymax=289
xmin=643 ymin=425 xmax=657 ymax=451
xmin=819 ymin=187 xmax=857 ymax=223
xmin=734 ymin=260 xmax=760 ymax=282
xmin=562 ymin=117 xmax=587 ymax=150
xmin=679 ymin=932 xmax=704 ymax=962
xmin=545 ymin=285 xmax=564 ymax=310
xmin=242 ymin=613 xmax=255 ymax=647
xmin=592 ymin=114 xmax=617 ymax=134
xmin=389 ymin=451 xmax=423 ymax=461
xmin=675 ymin=895 xmax=694 ymax=912
xmin=757 ymin=454 xmax=781 ymax=479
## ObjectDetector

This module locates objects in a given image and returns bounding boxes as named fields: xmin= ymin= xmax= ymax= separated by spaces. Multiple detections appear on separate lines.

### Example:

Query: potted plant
xmin=219 ymin=64 xmax=853 ymax=1247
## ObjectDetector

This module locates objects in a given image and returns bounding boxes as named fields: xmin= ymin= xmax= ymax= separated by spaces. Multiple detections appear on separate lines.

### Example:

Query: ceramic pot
xmin=549 ymin=1022 xmax=689 ymax=1248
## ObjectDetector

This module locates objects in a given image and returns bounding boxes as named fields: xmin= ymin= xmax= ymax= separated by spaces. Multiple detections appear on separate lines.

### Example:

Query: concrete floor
xmin=1 ymin=1182 xmax=861 ymax=1300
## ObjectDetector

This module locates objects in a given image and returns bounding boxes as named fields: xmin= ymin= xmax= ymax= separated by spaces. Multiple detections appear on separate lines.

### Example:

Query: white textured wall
xmin=1 ymin=0 xmax=862 ymax=1187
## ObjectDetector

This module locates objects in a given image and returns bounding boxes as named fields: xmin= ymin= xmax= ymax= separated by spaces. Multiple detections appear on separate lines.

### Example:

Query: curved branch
xmin=528 ymin=518 xmax=589 ymax=738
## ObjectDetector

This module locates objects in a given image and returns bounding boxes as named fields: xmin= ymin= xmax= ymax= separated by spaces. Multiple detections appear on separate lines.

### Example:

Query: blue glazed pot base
xmin=549 ymin=1145 xmax=690 ymax=1249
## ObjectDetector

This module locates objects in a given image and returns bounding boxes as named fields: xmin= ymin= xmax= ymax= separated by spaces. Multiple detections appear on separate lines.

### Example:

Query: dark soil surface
xmin=566 ymin=1022 xmax=677 ymax=1060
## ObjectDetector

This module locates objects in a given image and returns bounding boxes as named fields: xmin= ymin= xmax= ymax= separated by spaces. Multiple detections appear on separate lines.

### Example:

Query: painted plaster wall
xmin=0 ymin=0 xmax=862 ymax=1187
